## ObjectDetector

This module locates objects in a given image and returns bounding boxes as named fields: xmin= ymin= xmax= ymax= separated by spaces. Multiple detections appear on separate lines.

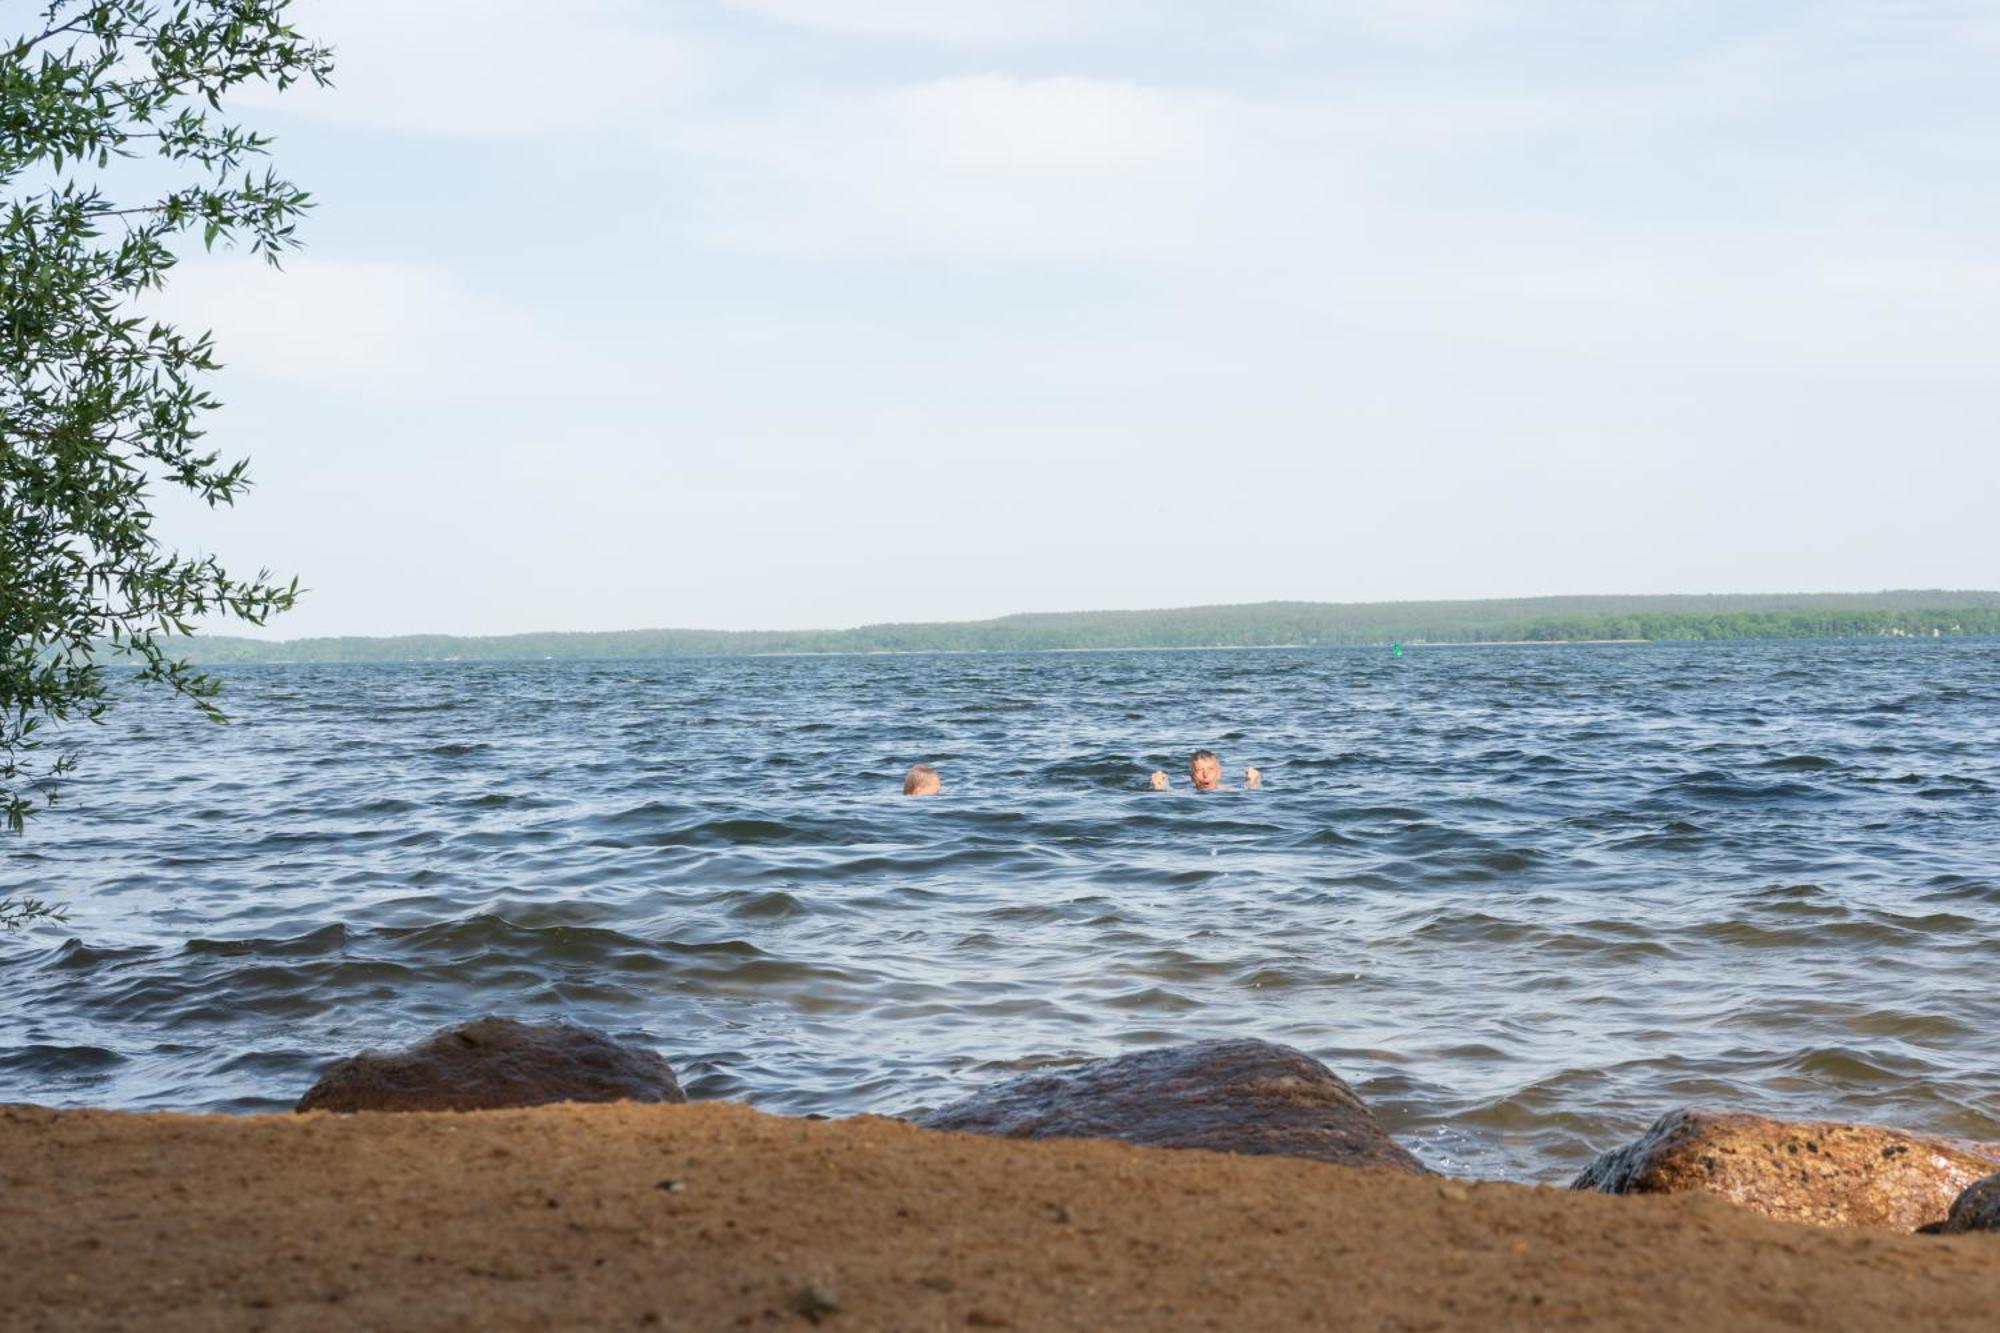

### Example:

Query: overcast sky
xmin=149 ymin=0 xmax=1999 ymax=637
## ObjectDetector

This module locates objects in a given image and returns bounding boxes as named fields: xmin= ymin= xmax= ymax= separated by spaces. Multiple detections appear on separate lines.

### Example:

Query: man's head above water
xmin=1148 ymin=752 xmax=1261 ymax=791
xmin=902 ymin=763 xmax=941 ymax=796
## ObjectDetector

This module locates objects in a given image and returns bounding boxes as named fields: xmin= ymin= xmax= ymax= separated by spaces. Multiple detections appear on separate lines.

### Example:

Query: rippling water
xmin=3 ymin=642 xmax=1997 ymax=1179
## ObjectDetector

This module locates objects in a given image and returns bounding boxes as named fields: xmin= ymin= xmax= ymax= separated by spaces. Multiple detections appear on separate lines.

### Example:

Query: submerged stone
xmin=912 ymin=1038 xmax=1426 ymax=1173
xmin=1572 ymin=1108 xmax=2000 ymax=1231
xmin=295 ymin=1016 xmax=684 ymax=1113
xmin=1931 ymin=1172 xmax=2000 ymax=1235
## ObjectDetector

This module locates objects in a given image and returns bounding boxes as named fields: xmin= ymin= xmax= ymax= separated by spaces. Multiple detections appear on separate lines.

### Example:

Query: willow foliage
xmin=2 ymin=3 xmax=330 ymax=921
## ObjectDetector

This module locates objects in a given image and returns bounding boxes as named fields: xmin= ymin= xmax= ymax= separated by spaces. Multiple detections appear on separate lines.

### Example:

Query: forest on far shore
xmin=170 ymin=591 xmax=2000 ymax=663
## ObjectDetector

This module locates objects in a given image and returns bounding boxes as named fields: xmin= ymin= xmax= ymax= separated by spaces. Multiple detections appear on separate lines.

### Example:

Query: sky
xmin=138 ymin=0 xmax=2000 ymax=637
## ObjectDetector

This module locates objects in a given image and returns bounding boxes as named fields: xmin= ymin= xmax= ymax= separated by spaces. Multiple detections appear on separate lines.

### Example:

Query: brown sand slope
xmin=3 ymin=1101 xmax=1996 ymax=1331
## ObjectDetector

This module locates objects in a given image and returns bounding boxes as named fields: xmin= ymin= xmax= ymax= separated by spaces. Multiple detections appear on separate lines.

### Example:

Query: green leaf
xmin=0 ymin=0 xmax=333 ymax=876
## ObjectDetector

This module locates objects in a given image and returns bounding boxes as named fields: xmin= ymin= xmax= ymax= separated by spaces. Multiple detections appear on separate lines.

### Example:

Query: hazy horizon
xmin=192 ymin=587 xmax=2000 ymax=645
xmin=151 ymin=1 xmax=1999 ymax=639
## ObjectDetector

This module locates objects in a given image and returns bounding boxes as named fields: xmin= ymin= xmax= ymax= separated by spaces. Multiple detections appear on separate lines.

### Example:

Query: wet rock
xmin=912 ymin=1039 xmax=1426 ymax=1173
xmin=295 ymin=1017 xmax=683 ymax=1113
xmin=1932 ymin=1172 xmax=2000 ymax=1235
xmin=1572 ymin=1108 xmax=2000 ymax=1231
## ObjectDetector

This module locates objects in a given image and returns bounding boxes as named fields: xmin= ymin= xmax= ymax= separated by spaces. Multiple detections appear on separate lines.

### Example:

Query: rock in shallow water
xmin=295 ymin=1017 xmax=684 ymax=1113
xmin=1573 ymin=1108 xmax=2000 ymax=1231
xmin=1931 ymin=1172 xmax=2000 ymax=1235
xmin=912 ymin=1039 xmax=1427 ymax=1173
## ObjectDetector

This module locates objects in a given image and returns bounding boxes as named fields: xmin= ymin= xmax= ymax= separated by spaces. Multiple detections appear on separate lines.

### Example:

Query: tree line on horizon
xmin=172 ymin=595 xmax=2000 ymax=663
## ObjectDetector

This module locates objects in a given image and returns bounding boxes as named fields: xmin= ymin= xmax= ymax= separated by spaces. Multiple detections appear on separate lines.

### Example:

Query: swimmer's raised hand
xmin=1245 ymin=767 xmax=1262 ymax=790
xmin=1149 ymin=771 xmax=1170 ymax=791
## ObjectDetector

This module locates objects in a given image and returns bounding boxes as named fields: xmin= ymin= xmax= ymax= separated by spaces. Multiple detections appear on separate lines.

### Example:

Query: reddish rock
xmin=296 ymin=1017 xmax=683 ymax=1114
xmin=913 ymin=1039 xmax=1426 ymax=1173
xmin=1932 ymin=1172 xmax=2000 ymax=1235
xmin=1573 ymin=1108 xmax=2000 ymax=1231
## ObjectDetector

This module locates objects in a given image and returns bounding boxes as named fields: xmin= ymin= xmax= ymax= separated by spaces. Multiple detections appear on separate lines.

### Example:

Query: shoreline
xmin=175 ymin=633 xmax=1995 ymax=666
xmin=7 ymin=1100 xmax=1997 ymax=1331
xmin=165 ymin=588 xmax=2000 ymax=666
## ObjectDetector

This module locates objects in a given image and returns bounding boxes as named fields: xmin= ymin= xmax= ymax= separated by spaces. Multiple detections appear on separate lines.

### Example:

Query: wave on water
xmin=3 ymin=640 xmax=1999 ymax=1179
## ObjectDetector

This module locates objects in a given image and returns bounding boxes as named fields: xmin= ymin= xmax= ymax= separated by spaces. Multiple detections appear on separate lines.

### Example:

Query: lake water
xmin=3 ymin=642 xmax=1996 ymax=1180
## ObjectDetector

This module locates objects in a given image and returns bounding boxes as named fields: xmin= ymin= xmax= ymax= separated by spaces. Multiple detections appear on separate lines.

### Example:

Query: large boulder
xmin=296 ymin=1017 xmax=684 ymax=1114
xmin=912 ymin=1039 xmax=1427 ymax=1173
xmin=1931 ymin=1172 xmax=2000 ymax=1235
xmin=1573 ymin=1108 xmax=2000 ymax=1231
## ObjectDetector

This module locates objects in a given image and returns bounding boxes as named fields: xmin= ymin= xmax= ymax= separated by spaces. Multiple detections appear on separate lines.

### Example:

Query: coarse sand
xmin=3 ymin=1100 xmax=1996 ymax=1331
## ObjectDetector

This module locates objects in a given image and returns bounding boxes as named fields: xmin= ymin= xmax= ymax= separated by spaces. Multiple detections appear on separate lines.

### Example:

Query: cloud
xmin=237 ymin=0 xmax=710 ymax=138
xmin=717 ymin=0 xmax=1134 ymax=45
xmin=665 ymin=1 xmax=2000 ymax=267
xmin=714 ymin=0 xmax=1693 ymax=48
xmin=680 ymin=75 xmax=1265 ymax=257
xmin=150 ymin=258 xmax=553 ymax=396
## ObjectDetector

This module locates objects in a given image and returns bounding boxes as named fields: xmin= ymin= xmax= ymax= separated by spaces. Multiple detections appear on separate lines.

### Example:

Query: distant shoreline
xmin=199 ymin=634 xmax=1989 ymax=667
xmin=157 ymin=590 xmax=1999 ymax=665
xmin=739 ymin=638 xmax=1659 ymax=657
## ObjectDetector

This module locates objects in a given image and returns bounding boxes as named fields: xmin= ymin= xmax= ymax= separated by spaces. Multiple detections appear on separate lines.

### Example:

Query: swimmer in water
xmin=1150 ymin=749 xmax=1261 ymax=792
xmin=902 ymin=763 xmax=942 ymax=796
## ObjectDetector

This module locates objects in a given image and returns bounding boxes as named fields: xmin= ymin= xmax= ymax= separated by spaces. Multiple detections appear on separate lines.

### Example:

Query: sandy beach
xmin=5 ymin=1099 xmax=1996 ymax=1332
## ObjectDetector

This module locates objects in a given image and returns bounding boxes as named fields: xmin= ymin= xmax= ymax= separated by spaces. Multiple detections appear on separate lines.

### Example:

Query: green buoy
xmin=1391 ymin=642 xmax=1404 ymax=657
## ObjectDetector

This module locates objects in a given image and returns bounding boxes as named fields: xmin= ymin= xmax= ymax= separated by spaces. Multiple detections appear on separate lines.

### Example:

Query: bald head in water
xmin=1149 ymin=751 xmax=1261 ymax=791
xmin=902 ymin=763 xmax=941 ymax=796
